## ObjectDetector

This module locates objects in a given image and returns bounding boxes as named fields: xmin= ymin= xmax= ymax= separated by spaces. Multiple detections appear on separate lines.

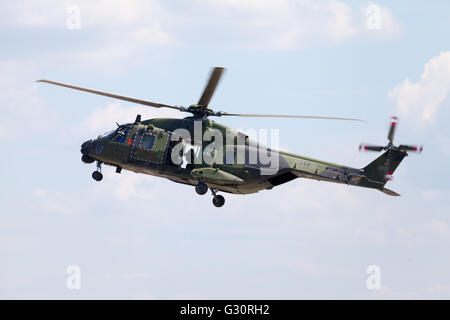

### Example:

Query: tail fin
xmin=363 ymin=151 xmax=406 ymax=186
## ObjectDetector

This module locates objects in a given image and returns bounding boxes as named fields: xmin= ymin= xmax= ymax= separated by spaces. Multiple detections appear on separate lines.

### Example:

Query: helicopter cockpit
xmin=100 ymin=125 xmax=131 ymax=143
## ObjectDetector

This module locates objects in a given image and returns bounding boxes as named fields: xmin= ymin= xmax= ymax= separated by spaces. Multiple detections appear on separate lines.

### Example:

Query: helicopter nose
xmin=81 ymin=140 xmax=96 ymax=164
xmin=81 ymin=140 xmax=91 ymax=155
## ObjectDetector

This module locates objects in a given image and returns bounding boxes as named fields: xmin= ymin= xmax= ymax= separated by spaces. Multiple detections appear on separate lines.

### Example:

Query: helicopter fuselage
xmin=80 ymin=117 xmax=394 ymax=196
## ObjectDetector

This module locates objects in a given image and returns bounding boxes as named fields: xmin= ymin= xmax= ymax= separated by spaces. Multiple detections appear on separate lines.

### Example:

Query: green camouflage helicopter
xmin=37 ymin=67 xmax=422 ymax=207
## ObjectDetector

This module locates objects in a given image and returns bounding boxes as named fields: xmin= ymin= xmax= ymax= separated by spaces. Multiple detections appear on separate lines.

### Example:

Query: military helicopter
xmin=37 ymin=67 xmax=422 ymax=207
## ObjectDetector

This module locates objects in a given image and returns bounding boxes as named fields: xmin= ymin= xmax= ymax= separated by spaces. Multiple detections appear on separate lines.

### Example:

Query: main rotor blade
xmin=36 ymin=79 xmax=185 ymax=111
xmin=198 ymin=67 xmax=225 ymax=112
xmin=216 ymin=112 xmax=365 ymax=122
xmin=388 ymin=116 xmax=398 ymax=143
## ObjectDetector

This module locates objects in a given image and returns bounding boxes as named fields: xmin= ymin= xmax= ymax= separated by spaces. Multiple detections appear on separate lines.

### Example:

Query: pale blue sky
xmin=1 ymin=0 xmax=450 ymax=299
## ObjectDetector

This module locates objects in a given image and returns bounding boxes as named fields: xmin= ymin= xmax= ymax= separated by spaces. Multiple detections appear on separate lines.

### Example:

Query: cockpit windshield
xmin=99 ymin=124 xmax=131 ymax=143
xmin=100 ymin=129 xmax=117 ymax=139
xmin=111 ymin=125 xmax=130 ymax=143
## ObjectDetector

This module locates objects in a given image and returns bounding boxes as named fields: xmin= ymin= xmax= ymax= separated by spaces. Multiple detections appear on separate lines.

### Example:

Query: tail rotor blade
xmin=359 ymin=144 xmax=385 ymax=152
xmin=388 ymin=116 xmax=398 ymax=144
xmin=398 ymin=145 xmax=423 ymax=153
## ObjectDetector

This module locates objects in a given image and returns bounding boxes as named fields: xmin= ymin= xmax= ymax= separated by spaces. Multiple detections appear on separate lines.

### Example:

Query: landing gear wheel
xmin=195 ymin=182 xmax=208 ymax=195
xmin=92 ymin=161 xmax=103 ymax=181
xmin=92 ymin=171 xmax=103 ymax=182
xmin=212 ymin=195 xmax=225 ymax=208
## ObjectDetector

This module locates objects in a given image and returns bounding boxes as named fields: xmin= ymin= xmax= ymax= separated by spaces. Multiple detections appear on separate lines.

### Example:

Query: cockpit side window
xmin=111 ymin=126 xmax=130 ymax=143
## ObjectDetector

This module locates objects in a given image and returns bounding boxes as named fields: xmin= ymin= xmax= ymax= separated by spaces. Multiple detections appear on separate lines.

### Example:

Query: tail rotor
xmin=359 ymin=117 xmax=423 ymax=181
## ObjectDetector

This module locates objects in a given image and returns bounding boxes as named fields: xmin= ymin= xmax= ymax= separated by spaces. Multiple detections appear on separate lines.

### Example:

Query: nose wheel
xmin=92 ymin=162 xmax=103 ymax=182
xmin=81 ymin=155 xmax=95 ymax=164
xmin=211 ymin=189 xmax=225 ymax=207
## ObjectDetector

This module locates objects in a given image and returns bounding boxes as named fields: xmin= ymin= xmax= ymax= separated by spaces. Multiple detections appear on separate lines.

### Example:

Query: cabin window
xmin=140 ymin=134 xmax=156 ymax=150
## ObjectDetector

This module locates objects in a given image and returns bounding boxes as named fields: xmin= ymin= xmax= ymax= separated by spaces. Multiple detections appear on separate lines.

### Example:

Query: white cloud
xmin=2 ymin=1 xmax=64 ymax=27
xmin=108 ymin=172 xmax=159 ymax=201
xmin=87 ymin=168 xmax=169 ymax=204
xmin=196 ymin=0 xmax=400 ymax=49
xmin=259 ymin=180 xmax=359 ymax=213
xmin=0 ymin=1 xmax=401 ymax=69
xmin=372 ymin=284 xmax=450 ymax=299
xmin=124 ymin=273 xmax=152 ymax=280
xmin=395 ymin=226 xmax=418 ymax=248
xmin=0 ymin=60 xmax=58 ymax=140
xmin=0 ymin=1 xmax=171 ymax=70
xmin=328 ymin=0 xmax=359 ymax=42
xmin=427 ymin=219 xmax=449 ymax=237
xmin=434 ymin=134 xmax=450 ymax=158
xmin=31 ymin=188 xmax=75 ymax=215
xmin=290 ymin=259 xmax=327 ymax=277
xmin=131 ymin=26 xmax=169 ymax=46
xmin=420 ymin=189 xmax=444 ymax=201
xmin=1 ymin=0 xmax=162 ymax=28
xmin=389 ymin=51 xmax=450 ymax=122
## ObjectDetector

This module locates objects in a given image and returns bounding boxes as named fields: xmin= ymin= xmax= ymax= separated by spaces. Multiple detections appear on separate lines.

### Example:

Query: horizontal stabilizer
xmin=380 ymin=188 xmax=401 ymax=196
